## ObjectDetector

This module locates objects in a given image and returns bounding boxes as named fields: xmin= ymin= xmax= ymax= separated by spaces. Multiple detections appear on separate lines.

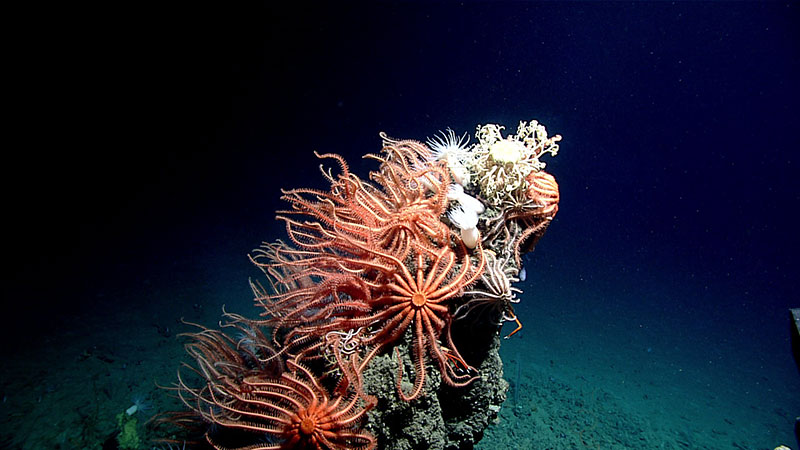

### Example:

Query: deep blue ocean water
xmin=3 ymin=2 xmax=798 ymax=449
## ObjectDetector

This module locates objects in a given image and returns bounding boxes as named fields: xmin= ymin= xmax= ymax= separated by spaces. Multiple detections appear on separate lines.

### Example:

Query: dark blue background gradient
xmin=6 ymin=2 xmax=799 ymax=446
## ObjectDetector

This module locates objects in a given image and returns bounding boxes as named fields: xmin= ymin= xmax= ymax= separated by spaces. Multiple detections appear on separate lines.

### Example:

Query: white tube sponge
xmin=447 ymin=184 xmax=485 ymax=214
xmin=448 ymin=205 xmax=480 ymax=249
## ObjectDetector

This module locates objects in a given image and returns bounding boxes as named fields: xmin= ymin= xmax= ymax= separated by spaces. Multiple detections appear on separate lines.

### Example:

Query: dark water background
xmin=4 ymin=2 xmax=799 ymax=448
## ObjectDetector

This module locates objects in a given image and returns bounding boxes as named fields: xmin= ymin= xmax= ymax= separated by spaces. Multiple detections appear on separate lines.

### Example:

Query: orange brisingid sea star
xmin=277 ymin=141 xmax=453 ymax=264
xmin=169 ymin=319 xmax=376 ymax=450
xmin=332 ymin=238 xmax=486 ymax=401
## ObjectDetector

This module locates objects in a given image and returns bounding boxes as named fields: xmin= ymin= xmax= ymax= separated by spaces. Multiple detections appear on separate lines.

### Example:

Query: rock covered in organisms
xmin=362 ymin=322 xmax=508 ymax=450
xmin=153 ymin=119 xmax=559 ymax=450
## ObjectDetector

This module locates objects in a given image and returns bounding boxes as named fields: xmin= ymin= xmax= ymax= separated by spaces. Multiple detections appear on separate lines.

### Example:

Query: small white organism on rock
xmin=427 ymin=128 xmax=473 ymax=187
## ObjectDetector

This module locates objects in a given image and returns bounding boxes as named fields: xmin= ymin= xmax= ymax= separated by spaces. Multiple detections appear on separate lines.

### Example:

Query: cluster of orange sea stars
xmin=253 ymin=137 xmax=486 ymax=402
xmin=156 ymin=131 xmax=560 ymax=450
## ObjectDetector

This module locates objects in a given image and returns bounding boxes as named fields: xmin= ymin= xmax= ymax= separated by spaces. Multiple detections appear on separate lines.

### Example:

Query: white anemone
xmin=426 ymin=128 xmax=470 ymax=162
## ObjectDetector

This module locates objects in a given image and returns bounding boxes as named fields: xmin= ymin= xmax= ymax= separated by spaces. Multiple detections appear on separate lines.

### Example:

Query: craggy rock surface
xmin=362 ymin=321 xmax=508 ymax=450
